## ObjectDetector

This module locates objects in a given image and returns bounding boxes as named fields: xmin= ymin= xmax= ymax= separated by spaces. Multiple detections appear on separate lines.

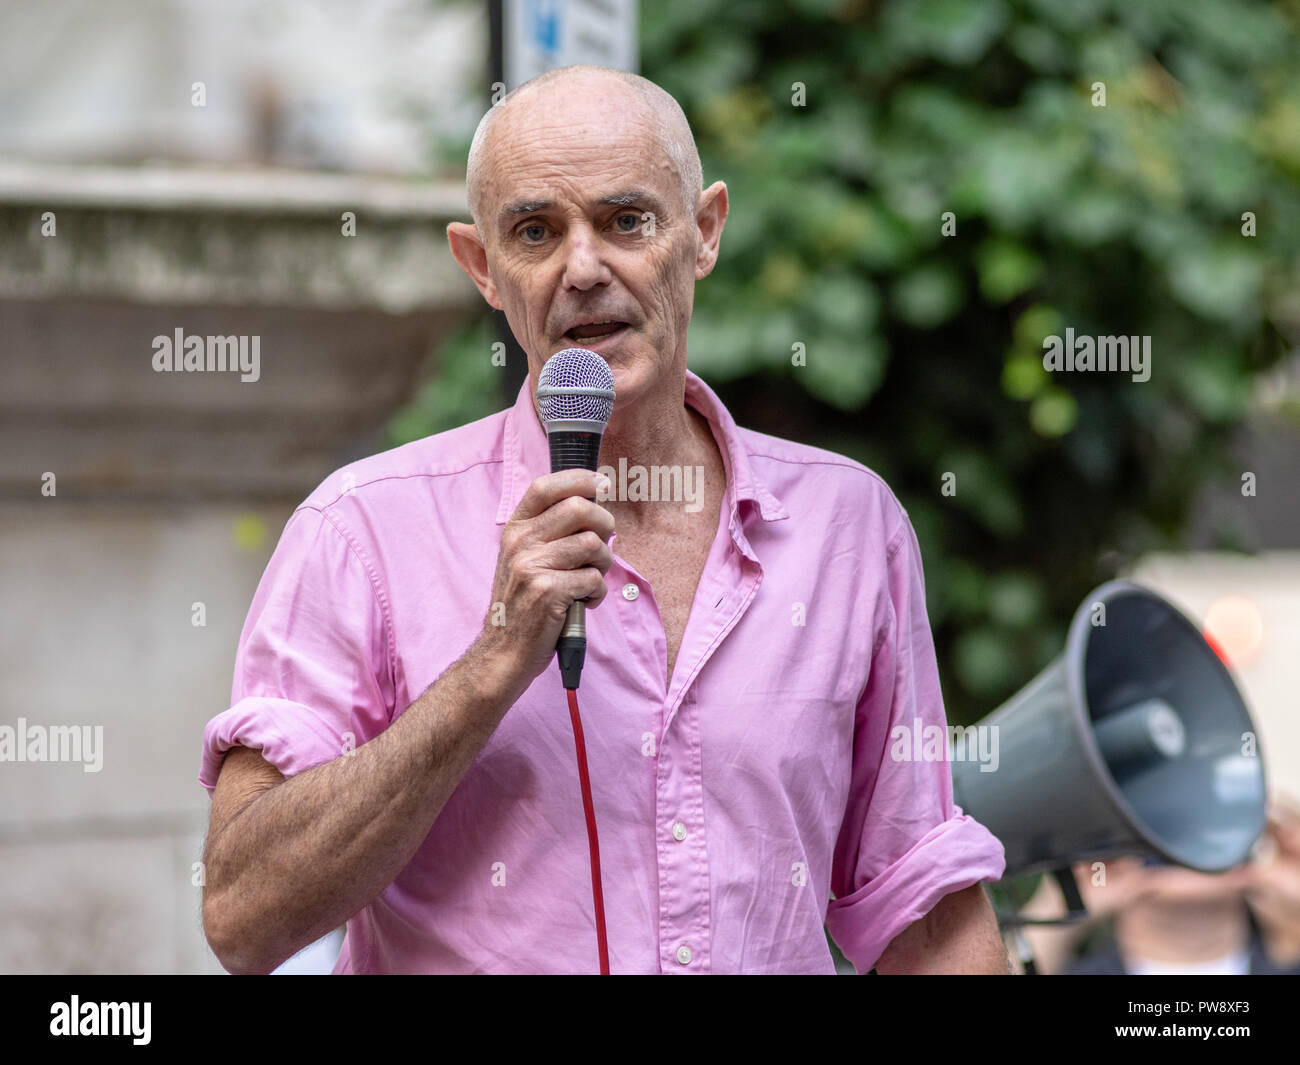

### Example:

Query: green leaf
xmin=938 ymin=450 xmax=1024 ymax=536
xmin=800 ymin=333 xmax=889 ymax=411
xmin=988 ymin=573 xmax=1045 ymax=628
xmin=976 ymin=238 xmax=1043 ymax=302
xmin=892 ymin=262 xmax=965 ymax=328
xmin=1029 ymin=389 xmax=1079 ymax=437
xmin=1167 ymin=242 xmax=1263 ymax=323
xmin=966 ymin=129 xmax=1084 ymax=230
xmin=882 ymin=0 xmax=1010 ymax=65
xmin=954 ymin=627 xmax=1018 ymax=696
xmin=1002 ymin=352 xmax=1049 ymax=400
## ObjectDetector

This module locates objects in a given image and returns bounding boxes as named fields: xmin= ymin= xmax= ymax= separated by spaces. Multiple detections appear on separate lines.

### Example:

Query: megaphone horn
xmin=952 ymin=580 xmax=1267 ymax=880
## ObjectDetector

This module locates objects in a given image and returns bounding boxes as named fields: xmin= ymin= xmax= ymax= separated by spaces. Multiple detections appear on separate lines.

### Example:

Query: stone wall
xmin=0 ymin=162 xmax=481 ymax=973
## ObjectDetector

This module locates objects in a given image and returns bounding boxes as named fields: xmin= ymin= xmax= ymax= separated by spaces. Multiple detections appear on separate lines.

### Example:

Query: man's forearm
xmin=202 ymin=641 xmax=522 ymax=974
xmin=875 ymin=883 xmax=1011 ymax=974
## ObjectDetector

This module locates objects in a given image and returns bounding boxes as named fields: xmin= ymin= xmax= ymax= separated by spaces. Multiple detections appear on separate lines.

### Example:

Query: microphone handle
xmin=548 ymin=430 xmax=604 ymax=472
xmin=557 ymin=602 xmax=586 ymax=692
xmin=548 ymin=429 xmax=605 ymax=690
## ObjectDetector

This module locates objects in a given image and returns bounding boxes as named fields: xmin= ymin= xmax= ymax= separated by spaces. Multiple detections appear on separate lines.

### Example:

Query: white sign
xmin=504 ymin=0 xmax=638 ymax=90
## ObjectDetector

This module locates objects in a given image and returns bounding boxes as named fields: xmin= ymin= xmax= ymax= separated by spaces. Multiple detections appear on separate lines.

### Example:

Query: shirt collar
xmin=495 ymin=368 xmax=789 ymax=527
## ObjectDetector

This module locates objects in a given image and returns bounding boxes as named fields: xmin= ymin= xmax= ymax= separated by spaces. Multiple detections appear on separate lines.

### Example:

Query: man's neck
xmin=603 ymin=407 xmax=715 ymax=468
xmin=597 ymin=392 xmax=725 ymax=536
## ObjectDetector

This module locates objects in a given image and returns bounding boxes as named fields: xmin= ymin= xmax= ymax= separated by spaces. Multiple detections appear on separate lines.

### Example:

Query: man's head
xmin=447 ymin=66 xmax=727 ymax=409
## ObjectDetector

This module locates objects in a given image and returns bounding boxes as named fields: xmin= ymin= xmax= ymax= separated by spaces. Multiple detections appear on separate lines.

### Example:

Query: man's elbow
xmin=202 ymin=890 xmax=281 ymax=975
xmin=202 ymin=746 xmax=289 ymax=972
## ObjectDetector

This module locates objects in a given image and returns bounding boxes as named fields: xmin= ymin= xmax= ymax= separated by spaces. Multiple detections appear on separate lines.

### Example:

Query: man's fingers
xmin=563 ymin=566 xmax=609 ymax=609
xmin=512 ymin=469 xmax=609 ymax=524
xmin=535 ymin=494 xmax=615 ymax=546
xmin=542 ymin=530 xmax=614 ymax=576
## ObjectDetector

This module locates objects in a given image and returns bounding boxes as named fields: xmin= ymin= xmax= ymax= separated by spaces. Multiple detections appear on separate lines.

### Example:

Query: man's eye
xmin=614 ymin=213 xmax=640 ymax=233
xmin=520 ymin=224 xmax=547 ymax=242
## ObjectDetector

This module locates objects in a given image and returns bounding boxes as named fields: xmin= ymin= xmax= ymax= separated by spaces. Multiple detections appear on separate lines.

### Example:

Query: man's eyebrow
xmin=500 ymin=199 xmax=552 ymax=223
xmin=597 ymin=188 xmax=664 ymax=212
xmin=496 ymin=189 xmax=668 ymax=231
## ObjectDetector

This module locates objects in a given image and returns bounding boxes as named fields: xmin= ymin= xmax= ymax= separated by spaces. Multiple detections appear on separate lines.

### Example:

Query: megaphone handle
xmin=993 ymin=866 xmax=1092 ymax=928
xmin=1052 ymin=865 xmax=1086 ymax=917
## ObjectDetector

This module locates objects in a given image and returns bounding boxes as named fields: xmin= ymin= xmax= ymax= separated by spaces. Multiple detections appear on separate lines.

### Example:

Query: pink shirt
xmin=199 ymin=369 xmax=1005 ymax=974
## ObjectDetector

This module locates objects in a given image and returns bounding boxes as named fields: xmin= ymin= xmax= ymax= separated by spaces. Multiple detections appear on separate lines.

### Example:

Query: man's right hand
xmin=474 ymin=468 xmax=615 ymax=696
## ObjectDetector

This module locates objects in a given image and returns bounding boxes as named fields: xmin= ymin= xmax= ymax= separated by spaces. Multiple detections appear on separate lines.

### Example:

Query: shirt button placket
xmin=657 ymin=687 xmax=710 ymax=973
xmin=658 ymin=738 xmax=684 ymax=971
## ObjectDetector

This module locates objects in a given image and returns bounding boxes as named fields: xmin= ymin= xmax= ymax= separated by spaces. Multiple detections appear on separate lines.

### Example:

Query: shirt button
xmin=621 ymin=582 xmax=639 ymax=601
xmin=672 ymin=821 xmax=687 ymax=841
xmin=676 ymin=945 xmax=692 ymax=965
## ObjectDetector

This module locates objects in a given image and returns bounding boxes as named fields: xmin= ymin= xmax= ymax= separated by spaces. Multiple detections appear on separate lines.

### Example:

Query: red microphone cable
xmin=565 ymin=686 xmax=610 ymax=974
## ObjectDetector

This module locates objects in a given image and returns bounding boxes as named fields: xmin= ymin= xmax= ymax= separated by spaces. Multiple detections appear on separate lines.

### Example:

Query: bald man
xmin=199 ymin=66 xmax=1009 ymax=975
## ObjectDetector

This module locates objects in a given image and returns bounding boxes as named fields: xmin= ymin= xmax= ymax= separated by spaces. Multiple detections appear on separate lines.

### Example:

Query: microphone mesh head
xmin=537 ymin=347 xmax=616 ymax=424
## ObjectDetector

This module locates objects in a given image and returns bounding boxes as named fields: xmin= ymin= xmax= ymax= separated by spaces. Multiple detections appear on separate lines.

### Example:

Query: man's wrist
xmin=459 ymin=635 xmax=527 ymax=713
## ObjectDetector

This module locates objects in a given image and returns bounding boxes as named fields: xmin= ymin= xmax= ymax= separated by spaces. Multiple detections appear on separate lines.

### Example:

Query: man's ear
xmin=693 ymin=181 xmax=729 ymax=281
xmin=447 ymin=221 xmax=503 ymax=309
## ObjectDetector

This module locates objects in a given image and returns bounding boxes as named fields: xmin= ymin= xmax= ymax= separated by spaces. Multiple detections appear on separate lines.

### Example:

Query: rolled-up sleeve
xmin=825 ymin=511 xmax=1005 ymax=973
xmin=198 ymin=505 xmax=395 ymax=797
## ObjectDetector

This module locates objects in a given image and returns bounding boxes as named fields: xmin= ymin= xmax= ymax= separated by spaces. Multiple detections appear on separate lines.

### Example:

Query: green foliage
xmin=395 ymin=0 xmax=1300 ymax=724
xmin=640 ymin=0 xmax=1300 ymax=721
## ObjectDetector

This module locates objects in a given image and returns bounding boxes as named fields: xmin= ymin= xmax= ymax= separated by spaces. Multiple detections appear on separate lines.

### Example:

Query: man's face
xmin=472 ymin=87 xmax=703 ymax=404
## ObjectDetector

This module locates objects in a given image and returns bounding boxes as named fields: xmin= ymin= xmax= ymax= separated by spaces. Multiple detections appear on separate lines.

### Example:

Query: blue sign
xmin=528 ymin=0 xmax=561 ymax=56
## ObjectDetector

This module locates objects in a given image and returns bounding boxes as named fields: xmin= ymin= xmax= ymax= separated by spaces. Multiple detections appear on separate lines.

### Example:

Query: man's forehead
xmin=490 ymin=95 xmax=663 ymax=166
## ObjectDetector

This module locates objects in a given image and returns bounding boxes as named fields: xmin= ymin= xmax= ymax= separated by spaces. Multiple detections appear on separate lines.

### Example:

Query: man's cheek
xmin=494 ymin=276 xmax=530 ymax=318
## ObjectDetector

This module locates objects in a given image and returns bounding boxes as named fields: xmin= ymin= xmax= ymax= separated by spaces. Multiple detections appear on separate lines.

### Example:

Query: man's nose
xmin=560 ymin=226 xmax=612 ymax=291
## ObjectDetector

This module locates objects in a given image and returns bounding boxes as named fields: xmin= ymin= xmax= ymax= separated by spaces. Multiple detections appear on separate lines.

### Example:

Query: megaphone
xmin=953 ymin=580 xmax=1267 ymax=881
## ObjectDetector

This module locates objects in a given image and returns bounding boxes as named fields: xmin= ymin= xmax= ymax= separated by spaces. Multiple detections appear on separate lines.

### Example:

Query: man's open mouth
xmin=564 ymin=320 xmax=629 ymax=344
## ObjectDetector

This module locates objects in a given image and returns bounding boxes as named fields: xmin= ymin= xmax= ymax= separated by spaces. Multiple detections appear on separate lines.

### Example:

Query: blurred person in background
xmin=1018 ymin=798 xmax=1300 ymax=975
xmin=1244 ymin=800 xmax=1300 ymax=970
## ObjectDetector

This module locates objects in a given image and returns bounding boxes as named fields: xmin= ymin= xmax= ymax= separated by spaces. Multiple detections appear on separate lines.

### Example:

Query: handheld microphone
xmin=536 ymin=347 xmax=615 ymax=690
